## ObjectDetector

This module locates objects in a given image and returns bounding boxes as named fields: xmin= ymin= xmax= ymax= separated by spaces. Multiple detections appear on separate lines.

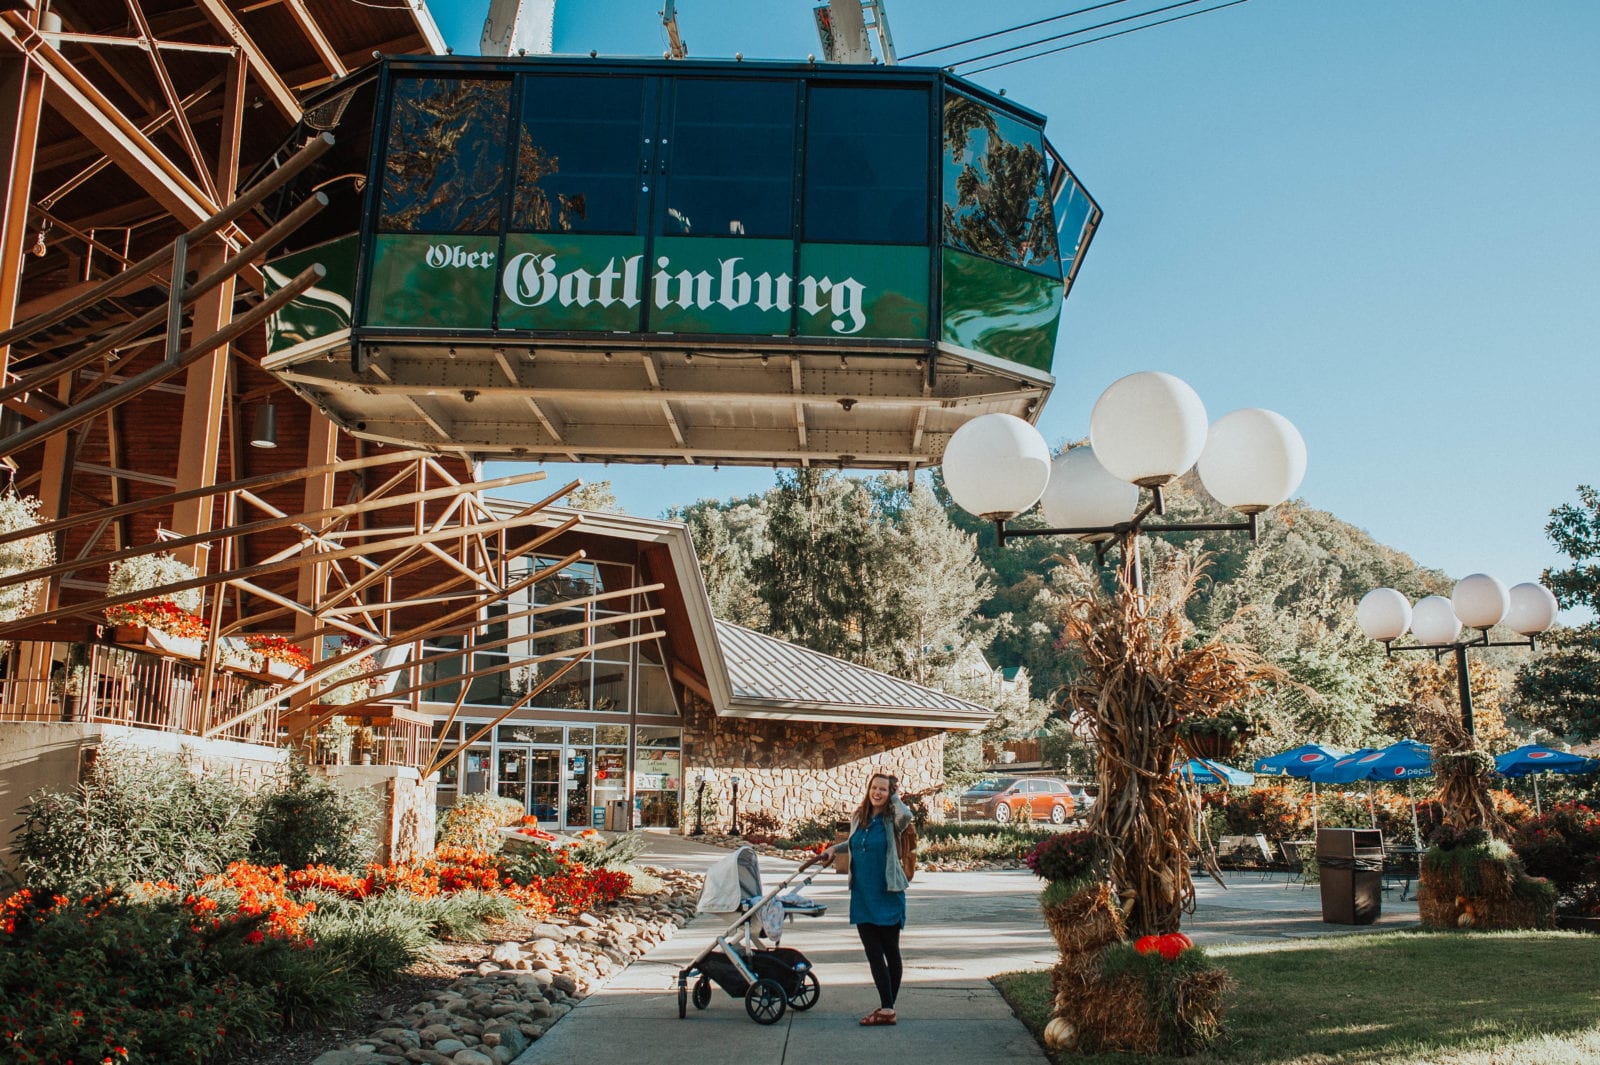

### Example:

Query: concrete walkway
xmin=514 ymin=837 xmax=1420 ymax=1065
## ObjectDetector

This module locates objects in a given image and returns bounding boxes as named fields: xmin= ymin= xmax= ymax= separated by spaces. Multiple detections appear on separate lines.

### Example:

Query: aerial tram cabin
xmin=259 ymin=55 xmax=1100 ymax=469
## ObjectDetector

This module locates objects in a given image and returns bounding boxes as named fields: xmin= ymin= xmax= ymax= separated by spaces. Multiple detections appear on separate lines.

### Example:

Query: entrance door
xmin=498 ymin=746 xmax=564 ymax=826
xmin=564 ymin=746 xmax=593 ymax=829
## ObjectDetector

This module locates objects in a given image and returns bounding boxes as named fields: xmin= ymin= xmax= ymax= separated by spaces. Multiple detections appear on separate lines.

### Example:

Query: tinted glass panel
xmin=941 ymin=94 xmax=1060 ymax=275
xmin=663 ymin=79 xmax=796 ymax=238
xmin=379 ymin=77 xmax=512 ymax=233
xmin=805 ymin=85 xmax=928 ymax=244
xmin=514 ymin=76 xmax=645 ymax=234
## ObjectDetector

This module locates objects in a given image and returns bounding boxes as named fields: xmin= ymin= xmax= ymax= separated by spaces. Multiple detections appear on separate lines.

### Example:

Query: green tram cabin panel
xmin=260 ymin=56 xmax=1101 ymax=467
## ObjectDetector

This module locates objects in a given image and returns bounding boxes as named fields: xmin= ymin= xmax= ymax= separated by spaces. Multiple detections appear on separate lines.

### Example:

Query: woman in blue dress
xmin=800 ymin=772 xmax=912 ymax=1026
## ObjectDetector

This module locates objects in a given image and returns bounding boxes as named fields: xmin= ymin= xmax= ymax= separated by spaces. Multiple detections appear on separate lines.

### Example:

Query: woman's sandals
xmin=859 ymin=1008 xmax=898 ymax=1026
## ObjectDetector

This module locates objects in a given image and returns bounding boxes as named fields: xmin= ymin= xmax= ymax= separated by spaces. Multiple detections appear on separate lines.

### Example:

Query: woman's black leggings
xmin=856 ymin=922 xmax=903 ymax=1010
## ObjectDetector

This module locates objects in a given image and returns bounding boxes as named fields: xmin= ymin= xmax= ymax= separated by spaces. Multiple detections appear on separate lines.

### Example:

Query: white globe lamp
xmin=1410 ymin=595 xmax=1462 ymax=646
xmin=1088 ymin=372 xmax=1208 ymax=487
xmin=1196 ymin=408 xmax=1307 ymax=514
xmin=1451 ymin=573 xmax=1509 ymax=631
xmin=1038 ymin=447 xmax=1140 ymax=541
xmin=1356 ymin=587 xmax=1412 ymax=642
xmin=942 ymin=413 xmax=1051 ymax=520
xmin=1504 ymin=582 xmax=1559 ymax=636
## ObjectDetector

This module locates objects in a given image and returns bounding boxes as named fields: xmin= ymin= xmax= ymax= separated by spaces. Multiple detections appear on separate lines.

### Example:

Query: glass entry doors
xmin=498 ymin=746 xmax=562 ymax=825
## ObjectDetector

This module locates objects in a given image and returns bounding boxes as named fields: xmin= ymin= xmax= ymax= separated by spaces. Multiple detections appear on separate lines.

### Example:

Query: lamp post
xmin=943 ymin=372 xmax=1307 ymax=591
xmin=692 ymin=772 xmax=708 ymax=836
xmin=730 ymin=775 xmax=742 ymax=837
xmin=1356 ymin=576 xmax=1558 ymax=734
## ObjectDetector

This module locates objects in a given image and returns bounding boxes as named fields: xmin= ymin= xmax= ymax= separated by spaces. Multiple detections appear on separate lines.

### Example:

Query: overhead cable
xmin=898 ymin=0 xmax=1135 ymax=60
xmin=959 ymin=0 xmax=1251 ymax=75
xmin=948 ymin=0 xmax=1205 ymax=69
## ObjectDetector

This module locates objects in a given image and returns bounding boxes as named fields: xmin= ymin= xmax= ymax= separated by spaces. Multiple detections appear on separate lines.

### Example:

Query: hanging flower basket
xmin=112 ymin=623 xmax=204 ymax=660
xmin=1178 ymin=731 xmax=1241 ymax=762
xmin=1176 ymin=709 xmax=1256 ymax=762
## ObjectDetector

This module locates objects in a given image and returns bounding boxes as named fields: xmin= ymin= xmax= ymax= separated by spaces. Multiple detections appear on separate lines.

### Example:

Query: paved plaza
xmin=514 ymin=836 xmax=1420 ymax=1065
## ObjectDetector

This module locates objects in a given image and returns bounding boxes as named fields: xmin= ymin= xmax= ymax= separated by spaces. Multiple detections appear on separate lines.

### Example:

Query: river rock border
xmin=310 ymin=869 xmax=703 ymax=1065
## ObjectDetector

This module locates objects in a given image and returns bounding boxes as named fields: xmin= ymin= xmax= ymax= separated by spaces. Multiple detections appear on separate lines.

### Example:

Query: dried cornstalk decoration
xmin=1057 ymin=550 xmax=1279 ymax=937
xmin=1411 ymin=696 xmax=1506 ymax=836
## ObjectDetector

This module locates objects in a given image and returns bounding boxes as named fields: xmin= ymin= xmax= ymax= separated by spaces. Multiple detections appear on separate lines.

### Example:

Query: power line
xmin=898 ymin=0 xmax=1135 ymax=60
xmin=947 ymin=0 xmax=1205 ymax=70
xmin=960 ymin=0 xmax=1251 ymax=76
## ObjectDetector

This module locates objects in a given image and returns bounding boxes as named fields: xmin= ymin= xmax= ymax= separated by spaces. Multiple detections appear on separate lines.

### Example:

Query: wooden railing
xmin=0 ymin=643 xmax=282 ymax=744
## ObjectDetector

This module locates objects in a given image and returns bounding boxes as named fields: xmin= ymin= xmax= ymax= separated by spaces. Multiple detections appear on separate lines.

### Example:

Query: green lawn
xmin=994 ymin=932 xmax=1600 ymax=1064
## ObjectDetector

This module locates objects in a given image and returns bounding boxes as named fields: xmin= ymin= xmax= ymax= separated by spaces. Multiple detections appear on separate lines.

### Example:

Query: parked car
xmin=1065 ymin=783 xmax=1098 ymax=818
xmin=956 ymin=776 xmax=1076 ymax=825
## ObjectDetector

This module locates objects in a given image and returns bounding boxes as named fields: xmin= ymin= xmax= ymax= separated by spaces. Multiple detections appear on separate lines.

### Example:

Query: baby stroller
xmin=676 ymin=846 xmax=829 ymax=1025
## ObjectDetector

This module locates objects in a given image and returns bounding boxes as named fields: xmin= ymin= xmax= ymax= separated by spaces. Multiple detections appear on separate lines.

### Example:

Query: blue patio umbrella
xmin=1175 ymin=757 xmax=1255 ymax=786
xmin=1255 ymin=744 xmax=1349 ymax=832
xmin=1311 ymin=741 xmax=1433 ymax=838
xmin=1495 ymin=744 xmax=1600 ymax=815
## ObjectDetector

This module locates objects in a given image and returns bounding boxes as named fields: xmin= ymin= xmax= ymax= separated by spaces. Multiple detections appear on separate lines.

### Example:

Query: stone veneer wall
xmin=317 ymin=765 xmax=437 ymax=865
xmin=679 ymin=693 xmax=946 ymax=831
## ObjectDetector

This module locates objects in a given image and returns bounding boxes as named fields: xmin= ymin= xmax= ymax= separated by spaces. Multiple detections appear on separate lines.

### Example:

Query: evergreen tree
xmin=1517 ymin=486 xmax=1600 ymax=739
xmin=669 ymin=495 xmax=768 ymax=628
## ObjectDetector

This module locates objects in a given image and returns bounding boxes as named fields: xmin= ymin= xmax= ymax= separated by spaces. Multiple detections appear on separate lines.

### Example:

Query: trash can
xmin=605 ymin=799 xmax=628 ymax=832
xmin=1317 ymin=828 xmax=1384 ymax=924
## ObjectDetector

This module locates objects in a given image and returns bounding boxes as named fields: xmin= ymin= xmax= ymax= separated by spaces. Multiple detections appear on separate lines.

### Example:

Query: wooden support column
xmin=296 ymin=408 xmax=339 ymax=649
xmin=0 ymin=21 xmax=45 ymax=380
xmin=169 ymin=50 xmax=244 ymax=570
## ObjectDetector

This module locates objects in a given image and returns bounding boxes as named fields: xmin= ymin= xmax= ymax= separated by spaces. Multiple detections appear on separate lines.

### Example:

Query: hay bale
xmin=1057 ymin=972 xmax=1160 ymax=1055
xmin=1043 ymin=880 xmax=1125 ymax=956
xmin=1418 ymin=860 xmax=1554 ymax=931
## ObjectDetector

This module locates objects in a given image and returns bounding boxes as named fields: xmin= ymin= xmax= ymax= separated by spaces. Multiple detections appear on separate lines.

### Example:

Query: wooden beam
xmin=0 ymin=26 xmax=44 ymax=381
xmin=191 ymin=0 xmax=300 ymax=122
xmin=283 ymin=0 xmax=345 ymax=77
xmin=0 ymin=12 xmax=221 ymax=233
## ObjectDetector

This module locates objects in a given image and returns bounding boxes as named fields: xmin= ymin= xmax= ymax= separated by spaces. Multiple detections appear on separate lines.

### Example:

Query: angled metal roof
xmin=714 ymin=621 xmax=993 ymax=731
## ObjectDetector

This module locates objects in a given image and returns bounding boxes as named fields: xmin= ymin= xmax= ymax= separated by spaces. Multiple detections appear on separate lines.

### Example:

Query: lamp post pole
xmin=730 ymin=775 xmax=742 ymax=837
xmin=1357 ymin=578 xmax=1558 ymax=736
xmin=692 ymin=774 xmax=707 ymax=836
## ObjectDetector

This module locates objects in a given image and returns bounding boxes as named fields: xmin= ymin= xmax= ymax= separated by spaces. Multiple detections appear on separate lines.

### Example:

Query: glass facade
xmin=424 ymin=557 xmax=683 ymax=828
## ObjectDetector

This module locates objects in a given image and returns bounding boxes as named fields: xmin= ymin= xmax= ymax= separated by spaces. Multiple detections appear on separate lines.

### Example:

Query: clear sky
xmin=437 ymin=1 xmax=1600 ymax=619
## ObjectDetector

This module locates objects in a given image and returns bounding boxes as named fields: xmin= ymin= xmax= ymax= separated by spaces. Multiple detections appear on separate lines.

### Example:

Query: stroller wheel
xmin=788 ymin=970 xmax=821 ymax=1011
xmin=744 ymin=977 xmax=788 ymax=1025
xmin=693 ymin=975 xmax=713 ymax=1010
xmin=678 ymin=981 xmax=687 ymax=1019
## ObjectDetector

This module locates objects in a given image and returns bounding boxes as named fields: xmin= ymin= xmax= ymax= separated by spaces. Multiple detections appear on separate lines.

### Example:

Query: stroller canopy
xmin=698 ymin=846 xmax=764 ymax=913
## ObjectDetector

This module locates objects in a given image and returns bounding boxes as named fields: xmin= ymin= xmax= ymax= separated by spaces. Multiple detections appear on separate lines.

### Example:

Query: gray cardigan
xmin=825 ymin=795 xmax=912 ymax=894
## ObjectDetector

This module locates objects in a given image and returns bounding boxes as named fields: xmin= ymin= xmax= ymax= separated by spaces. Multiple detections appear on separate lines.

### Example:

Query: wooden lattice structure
xmin=0 ymin=2 xmax=670 ymax=765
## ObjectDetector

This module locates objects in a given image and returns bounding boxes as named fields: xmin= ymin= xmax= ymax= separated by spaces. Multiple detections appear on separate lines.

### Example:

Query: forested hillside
xmin=648 ymin=472 xmax=1598 ymax=767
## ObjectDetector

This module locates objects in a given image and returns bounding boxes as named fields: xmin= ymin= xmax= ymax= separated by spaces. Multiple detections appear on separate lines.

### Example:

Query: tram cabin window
xmin=941 ymin=93 xmax=1061 ymax=276
xmin=804 ymin=85 xmax=929 ymax=245
xmin=514 ymin=76 xmax=647 ymax=234
xmin=379 ymin=77 xmax=513 ymax=234
xmin=662 ymin=79 xmax=797 ymax=238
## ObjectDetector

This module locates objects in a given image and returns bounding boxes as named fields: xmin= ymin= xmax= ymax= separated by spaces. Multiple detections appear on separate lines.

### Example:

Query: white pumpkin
xmin=1044 ymin=1015 xmax=1077 ymax=1050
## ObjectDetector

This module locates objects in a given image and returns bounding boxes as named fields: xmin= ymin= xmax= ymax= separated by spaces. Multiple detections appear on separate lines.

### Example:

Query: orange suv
xmin=957 ymin=776 xmax=1076 ymax=825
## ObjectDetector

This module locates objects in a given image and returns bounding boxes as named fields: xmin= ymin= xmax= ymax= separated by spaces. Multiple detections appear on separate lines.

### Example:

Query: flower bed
xmin=0 ymin=846 xmax=632 ymax=1063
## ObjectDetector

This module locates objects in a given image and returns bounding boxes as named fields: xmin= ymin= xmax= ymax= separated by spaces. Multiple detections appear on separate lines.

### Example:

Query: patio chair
xmin=1381 ymin=844 xmax=1421 ymax=901
xmin=1279 ymin=840 xmax=1314 ymax=889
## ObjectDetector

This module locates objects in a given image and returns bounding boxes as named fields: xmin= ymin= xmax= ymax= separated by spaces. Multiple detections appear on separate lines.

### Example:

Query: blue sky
xmin=440 ymin=2 xmax=1600 ymax=620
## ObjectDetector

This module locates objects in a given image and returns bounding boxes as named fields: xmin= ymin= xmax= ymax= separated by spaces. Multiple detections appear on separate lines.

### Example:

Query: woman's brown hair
xmin=851 ymin=772 xmax=898 ymax=830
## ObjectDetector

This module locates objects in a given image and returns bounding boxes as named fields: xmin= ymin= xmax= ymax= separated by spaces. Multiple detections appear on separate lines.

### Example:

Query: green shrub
xmin=785 ymin=815 xmax=839 ymax=845
xmin=918 ymin=822 xmax=1054 ymax=845
xmin=438 ymin=794 xmax=526 ymax=852
xmin=301 ymin=893 xmax=436 ymax=982
xmin=566 ymin=830 xmax=649 ymax=869
xmin=252 ymin=762 xmax=376 ymax=872
xmin=413 ymin=890 xmax=519 ymax=941
xmin=12 ymin=742 xmax=258 ymax=894
xmin=0 ymin=890 xmax=277 ymax=1063
xmin=502 ymin=846 xmax=563 ymax=883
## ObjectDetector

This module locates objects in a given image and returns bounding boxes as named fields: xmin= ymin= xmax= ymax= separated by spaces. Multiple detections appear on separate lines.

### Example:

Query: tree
xmin=564 ymin=480 xmax=622 ymax=513
xmin=879 ymin=484 xmax=992 ymax=684
xmin=669 ymin=495 xmax=768 ymax=628
xmin=1517 ymin=485 xmax=1600 ymax=740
